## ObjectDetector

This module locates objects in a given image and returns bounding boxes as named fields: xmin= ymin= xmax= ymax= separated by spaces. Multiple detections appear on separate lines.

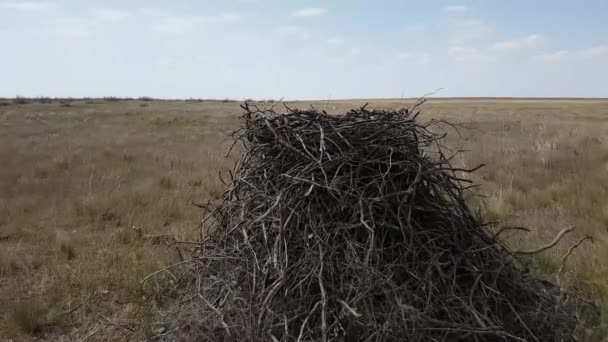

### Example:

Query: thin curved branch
xmin=513 ymin=226 xmax=575 ymax=255
xmin=556 ymin=236 xmax=593 ymax=286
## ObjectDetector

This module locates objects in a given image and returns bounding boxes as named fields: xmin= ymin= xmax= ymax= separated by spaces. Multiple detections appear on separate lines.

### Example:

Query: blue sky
xmin=0 ymin=0 xmax=607 ymax=99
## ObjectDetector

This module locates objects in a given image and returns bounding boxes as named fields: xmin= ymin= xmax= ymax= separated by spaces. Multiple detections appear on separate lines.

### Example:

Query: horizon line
xmin=2 ymin=96 xmax=608 ymax=102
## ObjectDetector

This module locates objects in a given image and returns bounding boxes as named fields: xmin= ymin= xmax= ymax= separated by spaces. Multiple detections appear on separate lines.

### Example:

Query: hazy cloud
xmin=348 ymin=47 xmax=361 ymax=56
xmin=155 ymin=13 xmax=240 ymax=34
xmin=1 ymin=1 xmax=606 ymax=98
xmin=398 ymin=52 xmax=432 ymax=65
xmin=277 ymin=25 xmax=310 ymax=40
xmin=154 ymin=56 xmax=178 ymax=69
xmin=491 ymin=34 xmax=544 ymax=51
xmin=326 ymin=37 xmax=344 ymax=45
xmin=155 ymin=16 xmax=205 ymax=34
xmin=448 ymin=46 xmax=493 ymax=63
xmin=447 ymin=17 xmax=493 ymax=45
xmin=578 ymin=45 xmax=608 ymax=59
xmin=443 ymin=5 xmax=467 ymax=13
xmin=94 ymin=9 xmax=130 ymax=22
xmin=0 ymin=1 xmax=55 ymax=11
xmin=52 ymin=17 xmax=95 ymax=38
xmin=533 ymin=50 xmax=569 ymax=62
xmin=402 ymin=23 xmax=430 ymax=35
xmin=293 ymin=8 xmax=327 ymax=17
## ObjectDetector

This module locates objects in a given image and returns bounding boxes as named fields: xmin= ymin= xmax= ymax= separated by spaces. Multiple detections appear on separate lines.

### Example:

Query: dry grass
xmin=1 ymin=99 xmax=607 ymax=340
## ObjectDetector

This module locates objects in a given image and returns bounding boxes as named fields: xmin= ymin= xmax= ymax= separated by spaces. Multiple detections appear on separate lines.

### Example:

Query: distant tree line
xmin=0 ymin=96 xmax=278 ymax=106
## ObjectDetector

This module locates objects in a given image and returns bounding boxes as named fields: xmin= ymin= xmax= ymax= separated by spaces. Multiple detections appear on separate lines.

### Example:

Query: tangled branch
xmin=181 ymin=103 xmax=593 ymax=341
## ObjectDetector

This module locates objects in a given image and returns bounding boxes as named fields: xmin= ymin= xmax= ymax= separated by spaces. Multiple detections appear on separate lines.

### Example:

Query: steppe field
xmin=1 ymin=98 xmax=607 ymax=341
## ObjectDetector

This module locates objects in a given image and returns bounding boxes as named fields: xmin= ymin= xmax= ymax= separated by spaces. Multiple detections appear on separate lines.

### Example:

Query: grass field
xmin=1 ymin=99 xmax=607 ymax=341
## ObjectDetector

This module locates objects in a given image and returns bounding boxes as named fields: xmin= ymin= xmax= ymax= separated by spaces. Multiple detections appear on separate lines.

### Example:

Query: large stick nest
xmin=190 ymin=103 xmax=585 ymax=341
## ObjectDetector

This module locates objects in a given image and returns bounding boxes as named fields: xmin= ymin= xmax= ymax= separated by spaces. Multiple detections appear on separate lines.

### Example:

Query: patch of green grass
xmin=10 ymin=301 xmax=61 ymax=335
xmin=188 ymin=178 xmax=203 ymax=188
xmin=73 ymin=198 xmax=121 ymax=226
xmin=112 ymin=227 xmax=141 ymax=245
xmin=527 ymin=254 xmax=560 ymax=275
xmin=122 ymin=153 xmax=136 ymax=162
xmin=0 ymin=247 xmax=40 ymax=277
xmin=100 ymin=208 xmax=121 ymax=225
xmin=0 ymin=252 xmax=21 ymax=277
xmin=33 ymin=166 xmax=49 ymax=179
xmin=59 ymin=242 xmax=77 ymax=261
xmin=54 ymin=157 xmax=70 ymax=171
xmin=159 ymin=176 xmax=175 ymax=190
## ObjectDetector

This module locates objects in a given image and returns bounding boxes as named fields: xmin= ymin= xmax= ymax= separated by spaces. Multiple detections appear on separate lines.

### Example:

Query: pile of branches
xmin=189 ymin=103 xmax=587 ymax=341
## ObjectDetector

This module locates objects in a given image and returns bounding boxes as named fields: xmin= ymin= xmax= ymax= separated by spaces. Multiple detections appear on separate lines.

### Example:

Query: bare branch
xmin=513 ymin=226 xmax=575 ymax=255
xmin=556 ymin=236 xmax=593 ymax=286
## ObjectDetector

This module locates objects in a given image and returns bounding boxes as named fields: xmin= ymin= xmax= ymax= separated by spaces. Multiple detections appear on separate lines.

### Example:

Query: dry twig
xmin=176 ymin=104 xmax=594 ymax=341
xmin=513 ymin=226 xmax=575 ymax=255
xmin=556 ymin=236 xmax=593 ymax=286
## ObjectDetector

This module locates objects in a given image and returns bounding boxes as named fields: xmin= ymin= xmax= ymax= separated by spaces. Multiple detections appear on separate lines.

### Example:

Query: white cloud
xmin=402 ymin=23 xmax=429 ymax=35
xmin=448 ymin=46 xmax=493 ymax=63
xmin=215 ymin=12 xmax=241 ymax=22
xmin=448 ymin=46 xmax=475 ymax=59
xmin=455 ymin=18 xmax=485 ymax=27
xmin=533 ymin=50 xmax=569 ymax=62
xmin=94 ymin=9 xmax=130 ymax=22
xmin=348 ymin=47 xmax=361 ymax=56
xmin=0 ymin=1 xmax=55 ymax=11
xmin=277 ymin=25 xmax=310 ymax=40
xmin=418 ymin=53 xmax=432 ymax=65
xmin=443 ymin=5 xmax=467 ymax=13
xmin=155 ymin=13 xmax=241 ymax=34
xmin=52 ymin=17 xmax=94 ymax=38
xmin=326 ymin=37 xmax=344 ymax=46
xmin=47 ymin=9 xmax=130 ymax=38
xmin=491 ymin=34 xmax=544 ymax=51
xmin=154 ymin=56 xmax=178 ymax=69
xmin=398 ymin=52 xmax=432 ymax=65
xmin=293 ymin=8 xmax=327 ymax=17
xmin=578 ymin=45 xmax=608 ymax=59
xmin=398 ymin=52 xmax=412 ymax=60
xmin=449 ymin=18 xmax=492 ymax=44
xmin=2 ymin=2 xmax=606 ymax=99
xmin=155 ymin=17 xmax=203 ymax=34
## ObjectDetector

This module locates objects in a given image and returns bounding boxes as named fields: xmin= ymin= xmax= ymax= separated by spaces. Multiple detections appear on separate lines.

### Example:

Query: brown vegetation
xmin=0 ymin=99 xmax=607 ymax=340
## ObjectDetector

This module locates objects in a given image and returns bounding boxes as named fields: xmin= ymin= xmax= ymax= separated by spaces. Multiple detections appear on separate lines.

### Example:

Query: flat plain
xmin=1 ymin=99 xmax=607 ymax=341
